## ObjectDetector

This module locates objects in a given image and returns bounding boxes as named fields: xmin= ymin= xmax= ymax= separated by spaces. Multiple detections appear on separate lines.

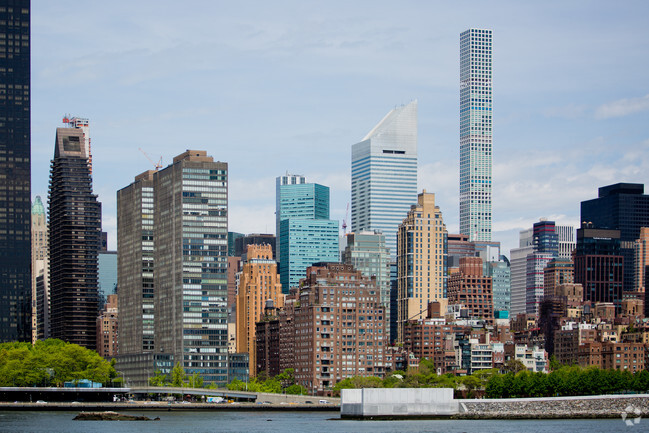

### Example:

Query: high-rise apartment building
xmin=511 ymin=221 xmax=571 ymax=317
xmin=543 ymin=258 xmax=574 ymax=299
xmin=533 ymin=220 xmax=559 ymax=256
xmin=49 ymin=126 xmax=101 ymax=349
xmin=396 ymin=191 xmax=447 ymax=342
xmin=280 ymin=263 xmax=388 ymax=393
xmin=276 ymin=175 xmax=337 ymax=292
xmin=235 ymin=244 xmax=284 ymax=377
xmin=62 ymin=116 xmax=91 ymax=172
xmin=556 ymin=225 xmax=576 ymax=260
xmin=351 ymin=101 xmax=418 ymax=259
xmin=448 ymin=257 xmax=493 ymax=323
xmin=459 ymin=28 xmax=493 ymax=242
xmin=634 ymin=227 xmax=649 ymax=295
xmin=510 ymin=228 xmax=533 ymax=317
xmin=526 ymin=252 xmax=555 ymax=315
xmin=341 ymin=231 xmax=391 ymax=337
xmin=31 ymin=196 xmax=48 ymax=342
xmin=117 ymin=170 xmax=156 ymax=355
xmin=154 ymin=151 xmax=229 ymax=385
xmin=581 ymin=183 xmax=649 ymax=292
xmin=485 ymin=257 xmax=510 ymax=318
xmin=96 ymin=294 xmax=118 ymax=358
xmin=447 ymin=233 xmax=476 ymax=270
xmin=0 ymin=1 xmax=31 ymax=343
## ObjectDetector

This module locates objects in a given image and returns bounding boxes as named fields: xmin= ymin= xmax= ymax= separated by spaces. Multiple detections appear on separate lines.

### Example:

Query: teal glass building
xmin=276 ymin=175 xmax=338 ymax=293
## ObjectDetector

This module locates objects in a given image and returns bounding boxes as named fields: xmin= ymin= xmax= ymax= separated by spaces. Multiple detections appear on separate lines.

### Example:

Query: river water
xmin=0 ymin=410 xmax=641 ymax=433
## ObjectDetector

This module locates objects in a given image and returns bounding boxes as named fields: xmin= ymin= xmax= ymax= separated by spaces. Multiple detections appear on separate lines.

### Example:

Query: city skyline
xmin=27 ymin=1 xmax=649 ymax=257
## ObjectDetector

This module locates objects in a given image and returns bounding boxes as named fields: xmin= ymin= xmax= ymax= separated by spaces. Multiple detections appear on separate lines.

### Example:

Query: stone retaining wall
xmin=458 ymin=395 xmax=649 ymax=419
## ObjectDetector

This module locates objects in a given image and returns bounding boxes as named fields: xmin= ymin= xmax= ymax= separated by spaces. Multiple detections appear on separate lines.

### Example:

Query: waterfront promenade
xmin=0 ymin=400 xmax=339 ymax=411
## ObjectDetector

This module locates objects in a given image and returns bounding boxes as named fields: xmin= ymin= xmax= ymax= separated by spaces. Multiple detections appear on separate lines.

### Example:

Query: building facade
xmin=459 ymin=28 xmax=493 ymax=242
xmin=97 ymin=294 xmax=118 ymax=358
xmin=117 ymin=170 xmax=156 ymax=356
xmin=235 ymin=233 xmax=276 ymax=259
xmin=351 ymin=101 xmax=418 ymax=259
xmin=341 ymin=231 xmax=391 ymax=338
xmin=634 ymin=227 xmax=649 ymax=294
xmin=278 ymin=218 xmax=338 ymax=293
xmin=255 ymin=303 xmax=282 ymax=378
xmin=275 ymin=174 xmax=326 ymax=260
xmin=235 ymin=244 xmax=284 ymax=377
xmin=0 ymin=1 xmax=31 ymax=342
xmin=525 ymin=252 xmax=555 ymax=315
xmin=543 ymin=258 xmax=574 ymax=299
xmin=581 ymin=183 xmax=649 ymax=293
xmin=48 ymin=126 xmax=101 ymax=349
xmin=557 ymin=225 xmax=576 ymax=260
xmin=574 ymin=226 xmax=623 ymax=308
xmin=153 ymin=151 xmax=229 ymax=385
xmin=396 ymin=191 xmax=447 ymax=342
xmin=447 ymin=257 xmax=493 ymax=323
xmin=447 ymin=233 xmax=476 ymax=270
xmin=276 ymin=176 xmax=336 ymax=292
xmin=31 ymin=196 xmax=48 ymax=342
xmin=485 ymin=257 xmax=510 ymax=318
xmin=281 ymin=263 xmax=388 ymax=395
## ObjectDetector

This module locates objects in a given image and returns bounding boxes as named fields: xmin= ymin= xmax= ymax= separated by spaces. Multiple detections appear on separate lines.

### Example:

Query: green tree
xmin=503 ymin=359 xmax=526 ymax=374
xmin=0 ymin=339 xmax=116 ymax=387
xmin=284 ymin=383 xmax=307 ymax=395
xmin=187 ymin=373 xmax=204 ymax=389
xmin=148 ymin=370 xmax=168 ymax=387
xmin=171 ymin=362 xmax=187 ymax=387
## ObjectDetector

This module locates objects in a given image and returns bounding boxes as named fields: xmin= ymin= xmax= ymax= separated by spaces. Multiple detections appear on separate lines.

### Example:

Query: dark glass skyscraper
xmin=533 ymin=219 xmax=558 ymax=257
xmin=49 ymin=127 xmax=101 ymax=349
xmin=581 ymin=183 xmax=649 ymax=292
xmin=574 ymin=226 xmax=623 ymax=308
xmin=0 ymin=1 xmax=30 ymax=342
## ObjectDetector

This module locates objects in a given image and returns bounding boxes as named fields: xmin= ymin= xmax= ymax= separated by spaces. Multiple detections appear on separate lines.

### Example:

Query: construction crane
xmin=342 ymin=203 xmax=350 ymax=234
xmin=138 ymin=147 xmax=162 ymax=170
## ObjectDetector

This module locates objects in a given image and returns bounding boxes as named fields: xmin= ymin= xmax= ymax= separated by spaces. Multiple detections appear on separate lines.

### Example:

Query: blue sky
xmin=30 ymin=1 xmax=649 ymax=255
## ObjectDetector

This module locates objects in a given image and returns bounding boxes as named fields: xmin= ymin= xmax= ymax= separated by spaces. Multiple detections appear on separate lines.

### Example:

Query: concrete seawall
xmin=341 ymin=389 xmax=649 ymax=420
xmin=458 ymin=394 xmax=649 ymax=419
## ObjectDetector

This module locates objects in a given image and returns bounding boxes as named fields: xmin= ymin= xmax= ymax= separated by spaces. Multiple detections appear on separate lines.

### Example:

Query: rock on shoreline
xmin=73 ymin=411 xmax=159 ymax=421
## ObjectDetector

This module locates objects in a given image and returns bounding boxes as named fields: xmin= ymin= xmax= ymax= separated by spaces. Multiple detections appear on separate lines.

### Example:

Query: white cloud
xmin=595 ymin=94 xmax=649 ymax=119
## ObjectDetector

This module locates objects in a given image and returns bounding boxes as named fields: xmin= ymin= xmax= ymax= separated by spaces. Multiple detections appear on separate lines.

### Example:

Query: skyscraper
xmin=276 ymin=175 xmax=337 ymax=292
xmin=396 ymin=191 xmax=447 ymax=342
xmin=581 ymin=183 xmax=649 ymax=292
xmin=31 ymin=196 xmax=48 ymax=342
xmin=460 ymin=28 xmax=493 ymax=242
xmin=634 ymin=227 xmax=649 ymax=295
xmin=0 ymin=1 xmax=31 ymax=343
xmin=235 ymin=244 xmax=284 ymax=377
xmin=154 ymin=151 xmax=229 ymax=385
xmin=509 ymin=228 xmax=533 ymax=317
xmin=574 ymin=225 xmax=623 ymax=308
xmin=49 ymin=126 xmax=101 ymax=349
xmin=117 ymin=170 xmax=156 ymax=355
xmin=351 ymin=101 xmax=418 ymax=258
